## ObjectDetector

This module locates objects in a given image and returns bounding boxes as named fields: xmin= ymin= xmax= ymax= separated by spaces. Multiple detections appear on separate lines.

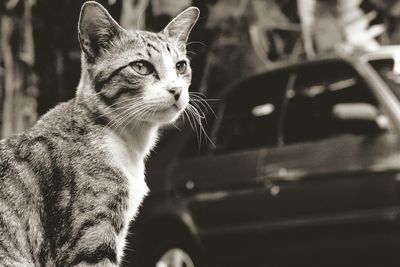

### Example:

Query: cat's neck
xmin=110 ymin=122 xmax=159 ymax=160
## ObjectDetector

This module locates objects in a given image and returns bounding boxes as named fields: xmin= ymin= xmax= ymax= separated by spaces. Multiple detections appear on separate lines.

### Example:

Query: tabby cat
xmin=0 ymin=1 xmax=199 ymax=266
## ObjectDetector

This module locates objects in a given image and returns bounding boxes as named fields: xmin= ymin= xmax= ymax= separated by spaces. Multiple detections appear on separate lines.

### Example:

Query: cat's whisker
xmin=189 ymin=93 xmax=218 ymax=118
xmin=190 ymin=102 xmax=208 ymax=119
xmin=123 ymin=104 xmax=152 ymax=129
xmin=105 ymin=95 xmax=144 ymax=109
xmin=117 ymin=105 xmax=152 ymax=134
xmin=101 ymin=102 xmax=149 ymax=134
xmin=189 ymin=91 xmax=218 ymax=100
xmin=171 ymin=122 xmax=182 ymax=132
xmin=104 ymin=103 xmax=142 ymax=127
xmin=190 ymin=94 xmax=221 ymax=104
xmin=111 ymin=107 xmax=139 ymax=132
xmin=186 ymin=103 xmax=215 ymax=149
xmin=186 ymin=105 xmax=202 ymax=146
xmin=188 ymin=102 xmax=206 ymax=119
xmin=190 ymin=99 xmax=208 ymax=116
xmin=190 ymin=92 xmax=220 ymax=102
xmin=110 ymin=104 xmax=149 ymax=133
xmin=97 ymin=101 xmax=137 ymax=117
xmin=98 ymin=99 xmax=143 ymax=118
xmin=183 ymin=109 xmax=196 ymax=136
xmin=190 ymin=96 xmax=220 ymax=102
xmin=186 ymin=40 xmax=206 ymax=47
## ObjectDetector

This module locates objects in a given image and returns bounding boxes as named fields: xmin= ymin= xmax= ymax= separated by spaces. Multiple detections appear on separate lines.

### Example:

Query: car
xmin=123 ymin=47 xmax=400 ymax=267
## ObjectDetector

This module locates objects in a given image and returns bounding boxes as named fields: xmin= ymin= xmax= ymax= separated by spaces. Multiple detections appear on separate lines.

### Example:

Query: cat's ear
xmin=161 ymin=7 xmax=200 ymax=46
xmin=78 ymin=1 xmax=125 ymax=61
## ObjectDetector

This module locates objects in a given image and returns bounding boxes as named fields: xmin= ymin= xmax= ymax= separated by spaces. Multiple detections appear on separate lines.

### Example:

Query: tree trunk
xmin=0 ymin=0 xmax=38 ymax=138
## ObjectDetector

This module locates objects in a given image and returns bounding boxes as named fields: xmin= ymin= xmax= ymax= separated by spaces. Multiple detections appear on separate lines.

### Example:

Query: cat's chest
xmin=102 ymin=132 xmax=150 ymax=261
xmin=103 ymin=133 xmax=150 ymax=220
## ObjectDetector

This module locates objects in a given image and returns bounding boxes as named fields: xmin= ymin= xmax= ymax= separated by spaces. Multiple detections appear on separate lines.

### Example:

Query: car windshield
xmin=368 ymin=58 xmax=400 ymax=100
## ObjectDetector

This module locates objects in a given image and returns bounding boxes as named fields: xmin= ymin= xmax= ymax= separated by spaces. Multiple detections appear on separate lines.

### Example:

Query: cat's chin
xmin=145 ymin=105 xmax=184 ymax=125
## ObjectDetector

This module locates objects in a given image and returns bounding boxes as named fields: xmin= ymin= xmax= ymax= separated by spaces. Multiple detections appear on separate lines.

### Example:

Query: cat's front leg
xmin=59 ymin=219 xmax=121 ymax=267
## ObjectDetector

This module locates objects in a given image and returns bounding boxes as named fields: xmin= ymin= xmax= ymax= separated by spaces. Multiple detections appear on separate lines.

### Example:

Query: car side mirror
xmin=332 ymin=103 xmax=390 ymax=133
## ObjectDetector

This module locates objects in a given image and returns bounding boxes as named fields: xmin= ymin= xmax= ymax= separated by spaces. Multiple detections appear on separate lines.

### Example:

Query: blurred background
xmin=4 ymin=1 xmax=400 ymax=267
xmin=0 ymin=0 xmax=399 ymax=137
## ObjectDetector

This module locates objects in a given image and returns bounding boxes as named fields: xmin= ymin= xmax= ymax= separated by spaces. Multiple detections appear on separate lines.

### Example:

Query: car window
xmin=282 ymin=61 xmax=385 ymax=145
xmin=215 ymin=71 xmax=289 ymax=154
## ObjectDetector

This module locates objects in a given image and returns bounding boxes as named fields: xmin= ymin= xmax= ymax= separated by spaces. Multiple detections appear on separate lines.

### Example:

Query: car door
xmin=262 ymin=60 xmax=400 ymax=267
xmin=171 ymin=70 xmax=289 ymax=266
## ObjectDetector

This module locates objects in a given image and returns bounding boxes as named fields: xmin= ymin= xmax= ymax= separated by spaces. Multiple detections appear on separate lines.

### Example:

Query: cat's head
xmin=77 ymin=1 xmax=199 ymax=126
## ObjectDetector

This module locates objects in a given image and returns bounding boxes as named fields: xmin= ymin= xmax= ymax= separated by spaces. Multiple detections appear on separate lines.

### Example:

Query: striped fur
xmin=0 ymin=2 xmax=199 ymax=266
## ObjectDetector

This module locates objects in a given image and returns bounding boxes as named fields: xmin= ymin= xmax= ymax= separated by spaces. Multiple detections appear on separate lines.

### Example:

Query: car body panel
xmin=260 ymin=132 xmax=400 ymax=266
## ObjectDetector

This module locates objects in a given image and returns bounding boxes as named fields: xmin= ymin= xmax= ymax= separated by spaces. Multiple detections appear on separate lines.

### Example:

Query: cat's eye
xmin=131 ymin=61 xmax=154 ymax=76
xmin=176 ymin=61 xmax=187 ymax=74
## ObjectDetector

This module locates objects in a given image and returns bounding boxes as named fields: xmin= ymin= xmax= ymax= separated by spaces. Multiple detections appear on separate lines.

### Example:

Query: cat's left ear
xmin=78 ymin=1 xmax=125 ymax=61
xmin=161 ymin=7 xmax=200 ymax=46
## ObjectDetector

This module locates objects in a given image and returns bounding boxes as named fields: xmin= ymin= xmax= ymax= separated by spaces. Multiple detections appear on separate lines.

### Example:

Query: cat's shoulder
xmin=33 ymin=100 xmax=76 ymax=130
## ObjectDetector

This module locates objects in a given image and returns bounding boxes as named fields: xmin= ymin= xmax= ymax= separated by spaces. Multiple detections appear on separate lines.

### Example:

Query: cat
xmin=0 ymin=1 xmax=199 ymax=266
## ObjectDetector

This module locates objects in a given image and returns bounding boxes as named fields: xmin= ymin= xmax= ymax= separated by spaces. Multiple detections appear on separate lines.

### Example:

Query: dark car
xmin=123 ymin=47 xmax=400 ymax=267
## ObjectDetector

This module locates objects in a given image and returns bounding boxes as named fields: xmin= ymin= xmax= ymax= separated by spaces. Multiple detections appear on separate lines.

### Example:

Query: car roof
xmin=216 ymin=56 xmax=353 ymax=100
xmin=217 ymin=46 xmax=400 ymax=100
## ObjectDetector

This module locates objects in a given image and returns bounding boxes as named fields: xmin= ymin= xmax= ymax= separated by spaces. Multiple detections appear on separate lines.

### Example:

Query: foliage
xmin=296 ymin=0 xmax=386 ymax=56
xmin=337 ymin=0 xmax=385 ymax=53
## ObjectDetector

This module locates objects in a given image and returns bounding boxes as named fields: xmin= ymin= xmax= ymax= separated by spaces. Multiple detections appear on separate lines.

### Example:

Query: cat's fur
xmin=0 ymin=2 xmax=199 ymax=266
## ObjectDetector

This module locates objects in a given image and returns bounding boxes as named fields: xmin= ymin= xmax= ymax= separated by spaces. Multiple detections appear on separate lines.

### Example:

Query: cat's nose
xmin=167 ymin=87 xmax=182 ymax=101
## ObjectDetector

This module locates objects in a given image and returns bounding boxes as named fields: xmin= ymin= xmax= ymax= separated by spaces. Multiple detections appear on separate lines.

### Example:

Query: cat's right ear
xmin=161 ymin=7 xmax=200 ymax=47
xmin=78 ymin=1 xmax=124 ymax=61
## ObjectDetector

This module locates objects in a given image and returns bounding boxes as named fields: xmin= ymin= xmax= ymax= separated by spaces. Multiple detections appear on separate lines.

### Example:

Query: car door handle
xmin=263 ymin=168 xmax=304 ymax=197
xmin=266 ymin=168 xmax=306 ymax=181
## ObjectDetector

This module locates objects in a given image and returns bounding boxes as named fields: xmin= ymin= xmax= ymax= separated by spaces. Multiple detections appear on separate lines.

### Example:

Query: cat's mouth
xmin=173 ymin=102 xmax=188 ymax=112
xmin=159 ymin=103 xmax=183 ymax=111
